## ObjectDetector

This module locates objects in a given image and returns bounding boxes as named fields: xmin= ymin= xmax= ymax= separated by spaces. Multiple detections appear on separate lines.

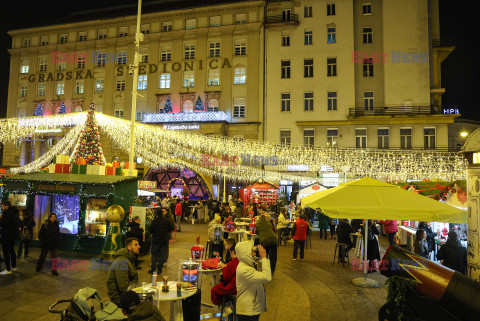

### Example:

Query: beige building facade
xmin=4 ymin=0 xmax=264 ymax=167
xmin=3 ymin=0 xmax=457 ymax=170
xmin=264 ymin=0 xmax=457 ymax=151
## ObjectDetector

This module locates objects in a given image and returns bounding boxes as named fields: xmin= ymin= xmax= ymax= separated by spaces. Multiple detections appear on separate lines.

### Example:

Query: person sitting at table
xmin=119 ymin=290 xmax=166 ymax=321
xmin=336 ymin=219 xmax=355 ymax=262
xmin=211 ymin=238 xmax=239 ymax=315
xmin=255 ymin=214 xmax=278 ymax=274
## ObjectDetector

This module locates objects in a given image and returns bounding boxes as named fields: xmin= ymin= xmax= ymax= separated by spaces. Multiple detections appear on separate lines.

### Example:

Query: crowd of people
xmin=0 ymin=194 xmax=471 ymax=319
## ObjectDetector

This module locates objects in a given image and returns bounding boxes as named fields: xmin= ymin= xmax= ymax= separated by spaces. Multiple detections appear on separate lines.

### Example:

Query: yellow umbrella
xmin=301 ymin=177 xmax=466 ymax=224
xmin=301 ymin=177 xmax=466 ymax=288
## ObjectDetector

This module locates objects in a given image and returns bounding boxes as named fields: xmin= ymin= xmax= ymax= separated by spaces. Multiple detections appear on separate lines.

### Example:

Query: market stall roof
xmin=297 ymin=183 xmax=328 ymax=204
xmin=301 ymin=177 xmax=466 ymax=224
xmin=0 ymin=173 xmax=138 ymax=185
xmin=245 ymin=182 xmax=279 ymax=190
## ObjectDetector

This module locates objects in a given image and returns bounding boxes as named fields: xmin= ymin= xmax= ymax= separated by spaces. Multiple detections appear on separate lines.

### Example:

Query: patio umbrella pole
xmin=351 ymin=219 xmax=379 ymax=288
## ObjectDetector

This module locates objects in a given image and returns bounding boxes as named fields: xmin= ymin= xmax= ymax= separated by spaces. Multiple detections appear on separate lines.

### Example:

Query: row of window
xmin=280 ymin=57 xmax=375 ymax=78
xmin=21 ymin=67 xmax=247 ymax=97
xmin=280 ymin=26 xmax=372 ymax=47
xmin=282 ymin=3 xmax=372 ymax=21
xmin=281 ymin=127 xmax=435 ymax=149
xmin=19 ymin=42 xmax=247 ymax=73
xmin=21 ymin=13 xmax=254 ymax=48
xmin=281 ymin=92 xmax=337 ymax=112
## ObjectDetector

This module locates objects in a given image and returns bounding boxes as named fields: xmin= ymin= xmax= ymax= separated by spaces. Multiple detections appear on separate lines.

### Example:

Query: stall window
xmin=85 ymin=198 xmax=109 ymax=236
xmin=52 ymin=195 xmax=80 ymax=234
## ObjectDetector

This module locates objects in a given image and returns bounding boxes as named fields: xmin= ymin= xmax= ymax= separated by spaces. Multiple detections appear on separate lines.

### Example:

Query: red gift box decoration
xmin=105 ymin=166 xmax=115 ymax=175
xmin=55 ymin=164 xmax=63 ymax=173
xmin=62 ymin=164 xmax=71 ymax=174
xmin=112 ymin=161 xmax=120 ymax=168
xmin=125 ymin=162 xmax=136 ymax=169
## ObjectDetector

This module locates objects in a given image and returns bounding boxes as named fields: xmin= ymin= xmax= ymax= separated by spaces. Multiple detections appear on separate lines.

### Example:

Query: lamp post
xmin=128 ymin=0 xmax=143 ymax=176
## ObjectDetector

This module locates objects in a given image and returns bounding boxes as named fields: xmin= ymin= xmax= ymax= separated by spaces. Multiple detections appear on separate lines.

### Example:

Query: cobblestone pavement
xmin=0 ymin=223 xmax=388 ymax=320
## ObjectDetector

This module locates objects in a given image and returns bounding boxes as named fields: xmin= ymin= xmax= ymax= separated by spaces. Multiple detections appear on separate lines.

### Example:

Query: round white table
xmin=228 ymin=230 xmax=246 ymax=242
xmin=155 ymin=282 xmax=197 ymax=321
xmin=239 ymin=217 xmax=252 ymax=222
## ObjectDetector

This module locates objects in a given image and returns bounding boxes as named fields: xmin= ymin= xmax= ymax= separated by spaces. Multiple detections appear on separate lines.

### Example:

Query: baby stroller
xmin=49 ymin=288 xmax=124 ymax=321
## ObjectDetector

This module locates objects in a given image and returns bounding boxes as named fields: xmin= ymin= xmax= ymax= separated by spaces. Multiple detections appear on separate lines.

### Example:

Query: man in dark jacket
xmin=17 ymin=209 xmax=36 ymax=258
xmin=336 ymin=219 xmax=355 ymax=253
xmin=437 ymin=231 xmax=467 ymax=275
xmin=0 ymin=201 xmax=20 ymax=274
xmin=107 ymin=237 xmax=140 ymax=306
xmin=148 ymin=208 xmax=175 ymax=274
xmin=120 ymin=291 xmax=166 ymax=321
xmin=255 ymin=214 xmax=278 ymax=274
xmin=36 ymin=213 xmax=60 ymax=276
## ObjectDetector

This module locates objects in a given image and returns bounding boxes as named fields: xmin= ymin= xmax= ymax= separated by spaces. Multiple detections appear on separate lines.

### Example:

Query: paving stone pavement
xmin=0 ymin=223 xmax=388 ymax=320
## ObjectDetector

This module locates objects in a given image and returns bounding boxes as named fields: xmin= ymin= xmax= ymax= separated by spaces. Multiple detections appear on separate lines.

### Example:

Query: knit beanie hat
xmin=120 ymin=291 xmax=141 ymax=314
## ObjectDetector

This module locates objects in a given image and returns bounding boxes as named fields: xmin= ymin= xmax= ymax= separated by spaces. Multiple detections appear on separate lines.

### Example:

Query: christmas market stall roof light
xmin=0 ymin=173 xmax=138 ymax=185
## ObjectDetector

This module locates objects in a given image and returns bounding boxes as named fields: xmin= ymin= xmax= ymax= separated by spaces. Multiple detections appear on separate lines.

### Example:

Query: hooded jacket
xmin=277 ymin=213 xmax=289 ymax=229
xmin=127 ymin=301 xmax=166 ymax=321
xmin=235 ymin=241 xmax=272 ymax=316
xmin=107 ymin=248 xmax=139 ymax=306
xmin=208 ymin=214 xmax=222 ymax=241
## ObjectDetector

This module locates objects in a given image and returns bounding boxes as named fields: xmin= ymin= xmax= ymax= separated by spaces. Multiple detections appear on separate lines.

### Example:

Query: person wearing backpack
xmin=36 ymin=213 xmax=60 ymax=276
xmin=17 ymin=209 xmax=36 ymax=258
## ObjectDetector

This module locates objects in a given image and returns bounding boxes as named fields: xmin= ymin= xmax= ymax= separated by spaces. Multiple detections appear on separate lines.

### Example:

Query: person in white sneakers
xmin=235 ymin=241 xmax=272 ymax=321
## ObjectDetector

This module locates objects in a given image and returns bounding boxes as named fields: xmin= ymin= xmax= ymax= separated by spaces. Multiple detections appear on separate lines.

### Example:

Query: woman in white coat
xmin=235 ymin=241 xmax=272 ymax=321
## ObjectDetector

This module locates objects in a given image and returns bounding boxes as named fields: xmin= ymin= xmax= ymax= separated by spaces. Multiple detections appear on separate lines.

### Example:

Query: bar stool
xmin=219 ymin=295 xmax=236 ymax=321
xmin=333 ymin=243 xmax=349 ymax=267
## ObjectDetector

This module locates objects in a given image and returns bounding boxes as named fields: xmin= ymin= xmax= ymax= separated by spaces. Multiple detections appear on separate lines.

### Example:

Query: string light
xmin=1 ymin=113 xmax=468 ymax=182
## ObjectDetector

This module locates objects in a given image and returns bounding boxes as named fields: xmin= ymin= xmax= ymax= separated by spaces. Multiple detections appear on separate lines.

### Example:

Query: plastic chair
xmin=333 ymin=243 xmax=349 ymax=267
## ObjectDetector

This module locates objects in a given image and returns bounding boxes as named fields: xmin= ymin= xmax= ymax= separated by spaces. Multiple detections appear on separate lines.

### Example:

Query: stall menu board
xmin=85 ymin=198 xmax=108 ymax=236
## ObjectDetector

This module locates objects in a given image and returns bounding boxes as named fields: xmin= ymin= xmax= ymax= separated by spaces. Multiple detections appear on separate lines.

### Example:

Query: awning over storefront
xmin=301 ymin=177 xmax=466 ymax=223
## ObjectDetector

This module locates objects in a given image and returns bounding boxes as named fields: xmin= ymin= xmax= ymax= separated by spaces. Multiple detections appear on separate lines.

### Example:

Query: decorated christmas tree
xmin=70 ymin=104 xmax=106 ymax=165
xmin=34 ymin=104 xmax=44 ymax=116
xmin=194 ymin=96 xmax=204 ymax=111
xmin=163 ymin=97 xmax=172 ymax=113
xmin=59 ymin=102 xmax=67 ymax=114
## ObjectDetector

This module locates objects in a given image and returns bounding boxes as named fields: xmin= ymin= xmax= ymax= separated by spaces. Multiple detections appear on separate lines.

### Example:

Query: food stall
xmin=396 ymin=180 xmax=468 ymax=255
xmin=240 ymin=181 xmax=279 ymax=205
xmin=0 ymin=173 xmax=137 ymax=254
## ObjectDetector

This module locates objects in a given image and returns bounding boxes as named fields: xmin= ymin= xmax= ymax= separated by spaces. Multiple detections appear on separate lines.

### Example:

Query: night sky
xmin=0 ymin=0 xmax=478 ymax=119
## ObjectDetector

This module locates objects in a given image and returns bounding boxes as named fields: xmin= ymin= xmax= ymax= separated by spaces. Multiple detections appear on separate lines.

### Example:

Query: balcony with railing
xmin=348 ymin=105 xmax=458 ymax=117
xmin=266 ymin=14 xmax=299 ymax=26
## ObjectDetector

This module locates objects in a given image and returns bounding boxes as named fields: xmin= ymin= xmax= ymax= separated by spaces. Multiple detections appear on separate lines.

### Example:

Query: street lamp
xmin=460 ymin=131 xmax=469 ymax=138
xmin=129 ymin=0 xmax=143 ymax=176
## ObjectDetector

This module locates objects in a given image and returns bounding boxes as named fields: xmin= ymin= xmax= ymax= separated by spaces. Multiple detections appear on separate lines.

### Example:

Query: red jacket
xmin=211 ymin=257 xmax=239 ymax=305
xmin=381 ymin=220 xmax=398 ymax=234
xmin=292 ymin=218 xmax=309 ymax=241
xmin=175 ymin=202 xmax=182 ymax=216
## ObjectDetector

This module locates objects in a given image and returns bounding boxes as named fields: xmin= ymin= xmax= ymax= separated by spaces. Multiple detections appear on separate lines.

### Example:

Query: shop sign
xmin=443 ymin=108 xmax=460 ymax=114
xmin=37 ymin=183 xmax=75 ymax=193
xmin=138 ymin=181 xmax=157 ymax=189
xmin=287 ymin=165 xmax=310 ymax=171
xmin=164 ymin=124 xmax=200 ymax=130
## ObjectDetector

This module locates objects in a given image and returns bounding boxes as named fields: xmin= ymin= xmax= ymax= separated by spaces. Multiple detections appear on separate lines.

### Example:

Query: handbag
xmin=21 ymin=228 xmax=32 ymax=241
xmin=202 ymin=257 xmax=220 ymax=270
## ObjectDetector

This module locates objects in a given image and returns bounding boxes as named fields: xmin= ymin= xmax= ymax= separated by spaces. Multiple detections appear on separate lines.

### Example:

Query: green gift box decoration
xmin=115 ymin=167 xmax=122 ymax=176
xmin=71 ymin=164 xmax=80 ymax=174
xmin=79 ymin=165 xmax=87 ymax=174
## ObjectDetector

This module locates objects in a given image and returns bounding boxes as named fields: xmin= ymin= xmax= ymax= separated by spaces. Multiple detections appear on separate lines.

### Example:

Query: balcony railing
xmin=266 ymin=14 xmax=299 ymax=25
xmin=348 ymin=106 xmax=457 ymax=117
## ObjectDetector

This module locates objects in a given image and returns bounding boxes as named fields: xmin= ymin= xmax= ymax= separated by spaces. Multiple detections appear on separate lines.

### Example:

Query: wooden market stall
xmin=240 ymin=181 xmax=279 ymax=205
xmin=0 ymin=173 xmax=137 ymax=254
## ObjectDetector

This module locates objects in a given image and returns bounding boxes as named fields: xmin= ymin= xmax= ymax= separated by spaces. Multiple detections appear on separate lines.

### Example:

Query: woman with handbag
xmin=17 ymin=209 xmax=36 ymax=258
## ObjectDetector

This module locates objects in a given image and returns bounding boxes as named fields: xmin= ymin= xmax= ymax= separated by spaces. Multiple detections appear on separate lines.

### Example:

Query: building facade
xmin=3 ymin=0 xmax=457 ymax=170
xmin=265 ymin=0 xmax=457 ymax=150
xmin=4 ymin=0 xmax=264 ymax=167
